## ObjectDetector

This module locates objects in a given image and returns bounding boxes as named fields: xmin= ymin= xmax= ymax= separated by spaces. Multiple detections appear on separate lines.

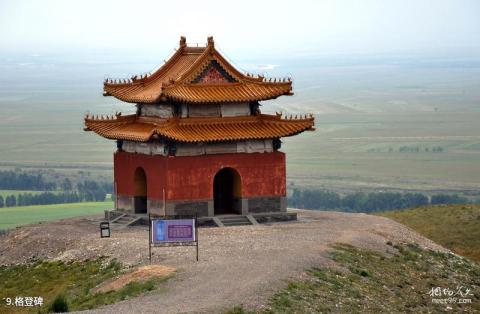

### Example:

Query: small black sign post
xmin=100 ymin=221 xmax=110 ymax=238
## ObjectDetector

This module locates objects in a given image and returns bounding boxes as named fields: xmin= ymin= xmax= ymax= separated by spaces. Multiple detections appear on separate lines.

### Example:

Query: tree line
xmin=0 ymin=176 xmax=113 ymax=208
xmin=0 ymin=190 xmax=112 ymax=208
xmin=368 ymin=146 xmax=445 ymax=153
xmin=0 ymin=170 xmax=57 ymax=190
xmin=0 ymin=171 xmax=113 ymax=193
xmin=288 ymin=188 xmax=474 ymax=213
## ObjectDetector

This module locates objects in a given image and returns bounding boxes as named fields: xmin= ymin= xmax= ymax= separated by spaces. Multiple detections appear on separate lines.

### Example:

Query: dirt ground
xmin=0 ymin=210 xmax=447 ymax=313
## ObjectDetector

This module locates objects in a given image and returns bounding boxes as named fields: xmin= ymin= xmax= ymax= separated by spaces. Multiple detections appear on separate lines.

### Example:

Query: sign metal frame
xmin=148 ymin=213 xmax=199 ymax=263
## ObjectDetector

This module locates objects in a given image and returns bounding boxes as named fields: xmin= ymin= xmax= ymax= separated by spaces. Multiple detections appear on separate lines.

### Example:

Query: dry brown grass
xmin=93 ymin=265 xmax=175 ymax=294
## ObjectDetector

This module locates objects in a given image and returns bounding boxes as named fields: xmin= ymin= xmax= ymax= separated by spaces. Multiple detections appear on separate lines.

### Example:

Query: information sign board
xmin=151 ymin=219 xmax=196 ymax=243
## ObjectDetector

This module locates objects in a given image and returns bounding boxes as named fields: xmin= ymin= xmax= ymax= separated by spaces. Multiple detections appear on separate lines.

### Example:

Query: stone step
xmin=115 ymin=218 xmax=133 ymax=223
xmin=221 ymin=218 xmax=250 ymax=223
xmin=221 ymin=216 xmax=249 ymax=221
xmin=220 ymin=215 xmax=249 ymax=220
xmin=218 ymin=215 xmax=252 ymax=227
xmin=222 ymin=221 xmax=251 ymax=226
xmin=112 ymin=215 xmax=137 ymax=225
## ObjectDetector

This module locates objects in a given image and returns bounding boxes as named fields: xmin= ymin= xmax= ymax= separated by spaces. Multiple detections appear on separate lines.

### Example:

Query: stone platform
xmin=104 ymin=209 xmax=297 ymax=227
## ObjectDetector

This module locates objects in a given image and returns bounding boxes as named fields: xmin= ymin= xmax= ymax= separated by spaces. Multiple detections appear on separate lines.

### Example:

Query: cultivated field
xmin=284 ymin=111 xmax=480 ymax=194
xmin=0 ymin=53 xmax=479 ymax=195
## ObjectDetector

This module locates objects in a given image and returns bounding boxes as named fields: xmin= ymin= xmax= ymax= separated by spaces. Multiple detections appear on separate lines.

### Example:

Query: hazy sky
xmin=0 ymin=0 xmax=479 ymax=57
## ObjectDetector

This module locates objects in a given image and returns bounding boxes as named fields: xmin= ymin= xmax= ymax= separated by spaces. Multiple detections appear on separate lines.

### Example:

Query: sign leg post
xmin=149 ymin=213 xmax=152 ymax=264
xmin=195 ymin=214 xmax=199 ymax=262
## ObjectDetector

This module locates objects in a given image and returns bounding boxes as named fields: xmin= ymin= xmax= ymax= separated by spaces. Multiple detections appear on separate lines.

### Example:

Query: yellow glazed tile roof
xmin=103 ymin=36 xmax=293 ymax=104
xmin=84 ymin=113 xmax=314 ymax=143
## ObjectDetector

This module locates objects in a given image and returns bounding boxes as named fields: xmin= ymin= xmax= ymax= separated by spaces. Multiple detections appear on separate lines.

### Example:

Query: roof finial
xmin=179 ymin=36 xmax=187 ymax=48
xmin=207 ymin=36 xmax=214 ymax=48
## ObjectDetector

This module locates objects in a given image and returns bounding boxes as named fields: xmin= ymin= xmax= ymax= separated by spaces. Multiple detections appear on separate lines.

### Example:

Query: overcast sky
xmin=0 ymin=0 xmax=479 ymax=58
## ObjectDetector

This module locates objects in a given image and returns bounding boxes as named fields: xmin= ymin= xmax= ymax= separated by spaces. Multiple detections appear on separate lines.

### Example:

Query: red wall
xmin=114 ymin=151 xmax=286 ymax=201
xmin=114 ymin=152 xmax=168 ymax=199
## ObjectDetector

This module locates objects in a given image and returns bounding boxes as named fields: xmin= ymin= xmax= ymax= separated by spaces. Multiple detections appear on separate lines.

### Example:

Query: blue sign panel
xmin=151 ymin=219 xmax=196 ymax=243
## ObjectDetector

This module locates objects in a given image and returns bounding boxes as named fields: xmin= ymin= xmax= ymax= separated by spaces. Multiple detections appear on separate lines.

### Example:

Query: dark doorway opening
xmin=134 ymin=167 xmax=147 ymax=214
xmin=213 ymin=168 xmax=241 ymax=215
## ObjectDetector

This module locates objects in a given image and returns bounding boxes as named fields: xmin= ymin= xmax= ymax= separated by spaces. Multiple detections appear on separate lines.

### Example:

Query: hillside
xmin=0 ymin=210 xmax=438 ymax=309
xmin=2 ymin=209 xmax=477 ymax=313
xmin=229 ymin=243 xmax=480 ymax=313
xmin=378 ymin=204 xmax=480 ymax=262
xmin=225 ymin=206 xmax=480 ymax=313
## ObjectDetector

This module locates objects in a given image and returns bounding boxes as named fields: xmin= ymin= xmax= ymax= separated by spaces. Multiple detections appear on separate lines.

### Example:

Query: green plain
xmin=0 ymin=202 xmax=113 ymax=230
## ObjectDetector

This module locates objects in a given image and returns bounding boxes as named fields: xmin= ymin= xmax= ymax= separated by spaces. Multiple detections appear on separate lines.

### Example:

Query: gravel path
xmin=0 ymin=210 xmax=446 ymax=313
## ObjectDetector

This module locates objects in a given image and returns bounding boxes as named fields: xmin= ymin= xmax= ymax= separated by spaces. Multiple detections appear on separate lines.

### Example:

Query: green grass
xmin=0 ymin=258 xmax=171 ymax=313
xmin=0 ymin=202 xmax=113 ymax=230
xmin=228 ymin=243 xmax=480 ymax=313
xmin=377 ymin=204 xmax=480 ymax=262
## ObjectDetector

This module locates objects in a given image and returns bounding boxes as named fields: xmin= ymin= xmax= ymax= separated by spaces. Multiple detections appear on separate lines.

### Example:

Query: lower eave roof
xmin=84 ymin=113 xmax=314 ymax=143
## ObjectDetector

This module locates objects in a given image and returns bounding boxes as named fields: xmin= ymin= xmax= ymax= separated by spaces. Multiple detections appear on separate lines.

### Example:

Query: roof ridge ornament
xmin=180 ymin=36 xmax=187 ymax=48
xmin=207 ymin=36 xmax=214 ymax=49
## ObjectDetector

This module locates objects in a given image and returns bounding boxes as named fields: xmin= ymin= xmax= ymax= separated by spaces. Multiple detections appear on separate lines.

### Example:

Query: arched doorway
xmin=213 ymin=168 xmax=241 ymax=215
xmin=134 ymin=167 xmax=147 ymax=214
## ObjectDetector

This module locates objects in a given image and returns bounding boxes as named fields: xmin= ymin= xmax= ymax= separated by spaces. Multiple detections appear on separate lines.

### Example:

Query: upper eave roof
xmin=103 ymin=36 xmax=293 ymax=104
xmin=84 ymin=113 xmax=314 ymax=143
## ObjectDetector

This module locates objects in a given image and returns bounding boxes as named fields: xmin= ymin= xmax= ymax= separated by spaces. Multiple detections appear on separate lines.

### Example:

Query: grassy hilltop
xmin=229 ymin=242 xmax=480 ymax=313
xmin=229 ymin=205 xmax=480 ymax=313
xmin=0 ymin=203 xmax=479 ymax=313
xmin=378 ymin=204 xmax=480 ymax=262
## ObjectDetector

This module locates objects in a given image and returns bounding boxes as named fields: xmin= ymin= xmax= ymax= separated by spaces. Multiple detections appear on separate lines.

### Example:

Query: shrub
xmin=49 ymin=294 xmax=69 ymax=313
